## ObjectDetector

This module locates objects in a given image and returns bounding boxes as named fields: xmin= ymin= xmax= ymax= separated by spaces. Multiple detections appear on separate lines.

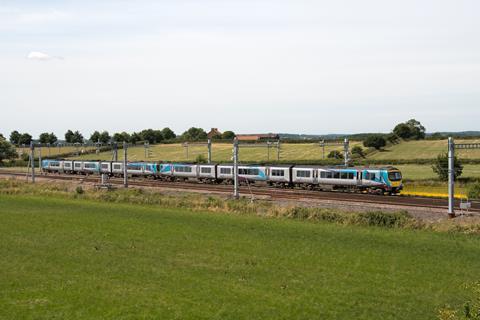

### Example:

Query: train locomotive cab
xmin=385 ymin=168 xmax=403 ymax=194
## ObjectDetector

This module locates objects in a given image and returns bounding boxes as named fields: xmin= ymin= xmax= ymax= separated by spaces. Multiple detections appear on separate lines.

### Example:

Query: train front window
xmin=388 ymin=171 xmax=402 ymax=181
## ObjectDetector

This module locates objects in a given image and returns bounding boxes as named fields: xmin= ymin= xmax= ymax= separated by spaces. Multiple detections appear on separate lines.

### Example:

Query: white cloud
xmin=26 ymin=51 xmax=63 ymax=61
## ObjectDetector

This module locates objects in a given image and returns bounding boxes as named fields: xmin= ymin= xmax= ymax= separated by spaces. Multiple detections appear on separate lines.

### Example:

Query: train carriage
xmin=267 ymin=165 xmax=293 ymax=187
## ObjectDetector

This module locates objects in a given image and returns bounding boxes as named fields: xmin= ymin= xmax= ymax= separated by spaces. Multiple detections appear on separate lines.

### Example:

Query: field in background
xmin=68 ymin=142 xmax=364 ymax=163
xmin=368 ymin=139 xmax=480 ymax=160
xmin=17 ymin=146 xmax=98 ymax=158
xmin=1 ymin=194 xmax=479 ymax=319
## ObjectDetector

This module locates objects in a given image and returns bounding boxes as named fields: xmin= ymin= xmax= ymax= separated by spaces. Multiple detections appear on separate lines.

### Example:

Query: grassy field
xmin=0 ymin=194 xmax=479 ymax=319
xmin=68 ymin=142 xmax=363 ymax=162
xmin=17 ymin=146 xmax=98 ymax=158
xmin=368 ymin=139 xmax=480 ymax=160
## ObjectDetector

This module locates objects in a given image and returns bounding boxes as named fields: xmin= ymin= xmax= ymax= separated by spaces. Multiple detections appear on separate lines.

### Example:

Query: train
xmin=41 ymin=159 xmax=403 ymax=195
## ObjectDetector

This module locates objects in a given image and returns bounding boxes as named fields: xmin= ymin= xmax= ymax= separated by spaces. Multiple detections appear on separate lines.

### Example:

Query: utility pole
xmin=123 ymin=142 xmax=128 ymax=188
xmin=207 ymin=139 xmax=212 ymax=164
xmin=30 ymin=142 xmax=35 ymax=183
xmin=233 ymin=137 xmax=239 ymax=199
xmin=113 ymin=143 xmax=118 ymax=162
xmin=448 ymin=137 xmax=455 ymax=218
xmin=344 ymin=138 xmax=350 ymax=166
xmin=277 ymin=141 xmax=280 ymax=161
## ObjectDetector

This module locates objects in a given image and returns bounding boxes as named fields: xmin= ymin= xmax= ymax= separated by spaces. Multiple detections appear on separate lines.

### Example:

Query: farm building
xmin=236 ymin=133 xmax=280 ymax=141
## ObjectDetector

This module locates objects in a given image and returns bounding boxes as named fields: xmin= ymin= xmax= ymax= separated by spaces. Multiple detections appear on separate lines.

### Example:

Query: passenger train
xmin=41 ymin=160 xmax=403 ymax=195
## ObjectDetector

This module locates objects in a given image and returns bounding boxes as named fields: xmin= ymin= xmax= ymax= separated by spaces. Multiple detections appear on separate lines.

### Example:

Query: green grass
xmin=69 ymin=142 xmax=363 ymax=162
xmin=1 ymin=195 xmax=479 ymax=319
xmin=368 ymin=139 xmax=480 ymax=160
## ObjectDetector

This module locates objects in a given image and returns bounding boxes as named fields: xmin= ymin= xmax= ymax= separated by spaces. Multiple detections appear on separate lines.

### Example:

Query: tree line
xmin=6 ymin=127 xmax=236 ymax=145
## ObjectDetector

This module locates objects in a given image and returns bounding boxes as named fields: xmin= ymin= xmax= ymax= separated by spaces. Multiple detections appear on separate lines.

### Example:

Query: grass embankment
xmin=1 ymin=188 xmax=480 ymax=319
xmin=368 ymin=139 xmax=480 ymax=160
xmin=69 ymin=142 xmax=364 ymax=162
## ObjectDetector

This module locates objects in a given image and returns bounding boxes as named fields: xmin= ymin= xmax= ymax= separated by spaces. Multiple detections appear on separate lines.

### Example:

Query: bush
xmin=75 ymin=186 xmax=84 ymax=195
xmin=195 ymin=154 xmax=208 ymax=163
xmin=327 ymin=150 xmax=343 ymax=159
xmin=351 ymin=146 xmax=365 ymax=158
xmin=432 ymin=153 xmax=463 ymax=181
xmin=355 ymin=211 xmax=411 ymax=228
xmin=363 ymin=135 xmax=386 ymax=150
xmin=467 ymin=183 xmax=480 ymax=200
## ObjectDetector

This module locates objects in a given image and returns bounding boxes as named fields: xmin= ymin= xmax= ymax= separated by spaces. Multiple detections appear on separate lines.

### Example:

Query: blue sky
xmin=1 ymin=0 xmax=479 ymax=137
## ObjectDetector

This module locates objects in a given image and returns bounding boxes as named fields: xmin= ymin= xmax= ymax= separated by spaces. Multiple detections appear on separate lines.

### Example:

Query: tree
xmin=39 ymin=132 xmax=52 ymax=144
xmin=47 ymin=133 xmax=57 ymax=144
xmin=99 ymin=131 xmax=110 ymax=144
xmin=140 ymin=129 xmax=163 ymax=144
xmin=161 ymin=127 xmax=176 ymax=140
xmin=351 ymin=146 xmax=365 ymax=158
xmin=221 ymin=131 xmax=235 ymax=140
xmin=363 ymin=135 xmax=386 ymax=150
xmin=392 ymin=119 xmax=426 ymax=140
xmin=130 ymin=132 xmax=142 ymax=144
xmin=386 ymin=133 xmax=400 ymax=144
xmin=0 ymin=137 xmax=18 ymax=162
xmin=90 ymin=131 xmax=101 ymax=143
xmin=327 ymin=150 xmax=343 ymax=159
xmin=181 ymin=127 xmax=207 ymax=141
xmin=18 ymin=133 xmax=32 ymax=145
xmin=432 ymin=152 xmax=463 ymax=181
xmin=113 ymin=132 xmax=131 ymax=143
xmin=72 ymin=131 xmax=84 ymax=143
xmin=406 ymin=119 xmax=426 ymax=140
xmin=393 ymin=123 xmax=412 ymax=140
xmin=9 ymin=131 xmax=21 ymax=144
xmin=65 ymin=130 xmax=74 ymax=143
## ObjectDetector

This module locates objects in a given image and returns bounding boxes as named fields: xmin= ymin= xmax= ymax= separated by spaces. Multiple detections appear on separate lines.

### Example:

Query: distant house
xmin=207 ymin=128 xmax=222 ymax=139
xmin=236 ymin=133 xmax=280 ymax=142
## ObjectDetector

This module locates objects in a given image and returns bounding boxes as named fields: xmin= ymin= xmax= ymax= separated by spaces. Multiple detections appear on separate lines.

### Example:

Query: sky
xmin=0 ymin=0 xmax=479 ymax=138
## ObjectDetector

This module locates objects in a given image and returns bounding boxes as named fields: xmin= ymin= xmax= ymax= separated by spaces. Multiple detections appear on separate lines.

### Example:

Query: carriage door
xmin=356 ymin=171 xmax=362 ymax=186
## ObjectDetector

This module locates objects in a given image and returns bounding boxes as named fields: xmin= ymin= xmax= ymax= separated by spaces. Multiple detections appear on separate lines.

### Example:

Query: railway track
xmin=1 ymin=170 xmax=479 ymax=214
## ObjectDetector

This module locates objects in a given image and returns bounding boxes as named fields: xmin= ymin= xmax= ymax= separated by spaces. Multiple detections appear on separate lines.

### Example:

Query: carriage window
xmin=64 ymin=163 xmax=71 ymax=167
xmin=370 ymin=173 xmax=377 ymax=180
xmin=326 ymin=172 xmax=333 ymax=179
xmin=201 ymin=167 xmax=212 ymax=174
xmin=340 ymin=172 xmax=348 ymax=179
xmin=175 ymin=166 xmax=192 ymax=173
xmin=239 ymin=168 xmax=260 ymax=175
xmin=272 ymin=169 xmax=285 ymax=177
xmin=113 ymin=164 xmax=121 ymax=170
xmin=220 ymin=168 xmax=232 ymax=174
xmin=348 ymin=172 xmax=355 ymax=179
xmin=101 ymin=164 xmax=109 ymax=169
xmin=75 ymin=163 xmax=81 ymax=168
xmin=296 ymin=170 xmax=311 ymax=178
xmin=50 ymin=162 xmax=60 ymax=167
xmin=84 ymin=163 xmax=97 ymax=169
xmin=320 ymin=171 xmax=326 ymax=178
xmin=333 ymin=172 xmax=340 ymax=179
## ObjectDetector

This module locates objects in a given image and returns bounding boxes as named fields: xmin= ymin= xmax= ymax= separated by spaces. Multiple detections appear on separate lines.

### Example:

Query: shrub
xmin=195 ymin=154 xmax=208 ymax=163
xmin=363 ymin=135 xmax=386 ymax=150
xmin=327 ymin=150 xmax=343 ymax=159
xmin=351 ymin=146 xmax=365 ymax=158
xmin=432 ymin=153 xmax=463 ymax=181
xmin=75 ymin=186 xmax=84 ymax=195
xmin=467 ymin=183 xmax=480 ymax=200
xmin=355 ymin=211 xmax=411 ymax=228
